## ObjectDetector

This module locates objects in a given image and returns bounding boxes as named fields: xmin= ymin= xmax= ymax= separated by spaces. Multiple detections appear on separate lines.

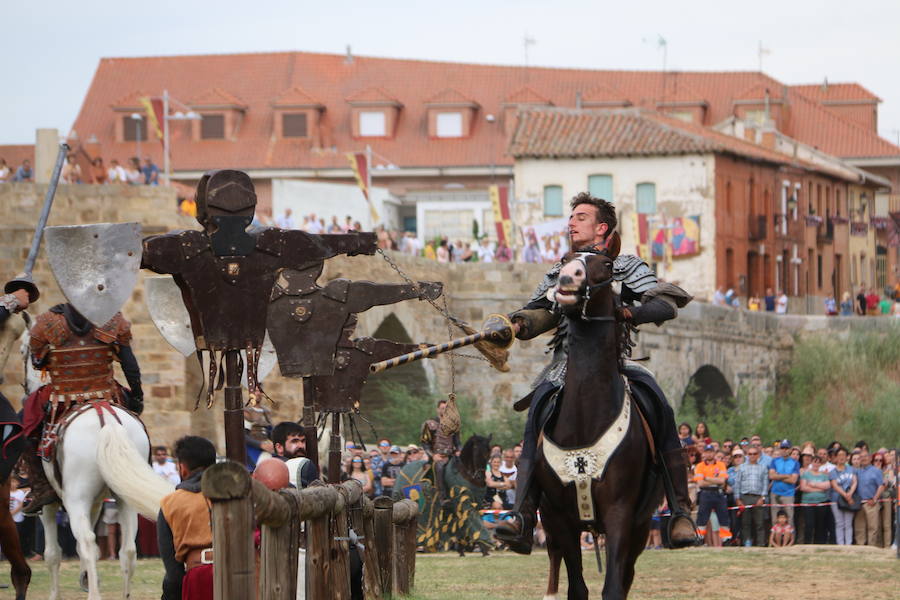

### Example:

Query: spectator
xmin=769 ymin=439 xmax=800 ymax=526
xmin=275 ymin=208 xmax=295 ymax=230
xmin=327 ymin=215 xmax=342 ymax=233
xmin=380 ymin=446 xmax=406 ymax=498
xmin=107 ymin=159 xmax=128 ymax=184
xmin=878 ymin=295 xmax=893 ymax=315
xmin=494 ymin=239 xmax=513 ymax=262
xmin=839 ymin=291 xmax=854 ymax=316
xmin=305 ymin=213 xmax=322 ymax=234
xmin=733 ymin=443 xmax=768 ymax=546
xmin=12 ymin=159 xmax=33 ymax=182
xmin=458 ymin=241 xmax=475 ymax=262
xmin=799 ymin=454 xmax=830 ymax=544
xmin=865 ymin=288 xmax=879 ymax=315
xmin=692 ymin=444 xmax=732 ymax=544
xmin=152 ymin=446 xmax=181 ymax=486
xmin=829 ymin=447 xmax=857 ymax=545
xmin=712 ymin=286 xmax=726 ymax=306
xmin=436 ymin=239 xmax=450 ymax=263
xmin=9 ymin=476 xmax=27 ymax=550
xmin=854 ymin=450 xmax=885 ymax=546
xmin=879 ymin=450 xmax=896 ymax=548
xmin=348 ymin=456 xmax=374 ymax=498
xmin=179 ymin=196 xmax=197 ymax=218
xmin=423 ymin=240 xmax=436 ymax=260
xmin=775 ymin=290 xmax=788 ymax=314
xmin=694 ymin=422 xmax=710 ymax=442
xmin=484 ymin=455 xmax=512 ymax=509
xmin=824 ymin=294 xmax=837 ymax=316
xmin=769 ymin=510 xmax=795 ymax=547
xmin=856 ymin=286 xmax=867 ymax=316
xmin=157 ymin=436 xmax=217 ymax=600
xmin=60 ymin=154 xmax=82 ymax=184
xmin=126 ymin=157 xmax=143 ymax=185
xmin=747 ymin=295 xmax=761 ymax=311
xmin=90 ymin=157 xmax=108 ymax=184
xmin=763 ymin=287 xmax=776 ymax=312
xmin=522 ymin=230 xmax=542 ymax=264
xmin=500 ymin=449 xmax=517 ymax=505
xmin=0 ymin=158 xmax=11 ymax=182
xmin=476 ymin=238 xmax=494 ymax=263
xmin=271 ymin=421 xmax=318 ymax=488
xmin=677 ymin=422 xmax=695 ymax=448
xmin=142 ymin=157 xmax=160 ymax=185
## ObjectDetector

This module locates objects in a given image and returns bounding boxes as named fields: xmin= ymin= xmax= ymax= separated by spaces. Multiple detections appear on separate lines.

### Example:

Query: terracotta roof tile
xmin=272 ymin=86 xmax=324 ymax=108
xmin=69 ymin=51 xmax=900 ymax=173
xmin=733 ymin=83 xmax=785 ymax=103
xmin=791 ymin=82 xmax=881 ymax=103
xmin=657 ymin=76 xmax=708 ymax=106
xmin=111 ymin=90 xmax=150 ymax=109
xmin=189 ymin=88 xmax=247 ymax=109
xmin=424 ymin=88 xmax=478 ymax=106
xmin=581 ymin=84 xmax=631 ymax=107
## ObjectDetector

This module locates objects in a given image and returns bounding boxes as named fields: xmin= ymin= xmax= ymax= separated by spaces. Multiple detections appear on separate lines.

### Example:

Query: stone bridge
xmin=2 ymin=183 xmax=897 ymax=448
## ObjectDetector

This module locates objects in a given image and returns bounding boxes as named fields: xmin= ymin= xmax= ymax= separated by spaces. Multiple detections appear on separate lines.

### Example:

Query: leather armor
xmin=29 ymin=311 xmax=129 ymax=402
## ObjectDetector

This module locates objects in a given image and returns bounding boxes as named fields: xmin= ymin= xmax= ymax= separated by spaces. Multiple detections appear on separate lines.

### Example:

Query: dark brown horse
xmin=536 ymin=251 xmax=661 ymax=600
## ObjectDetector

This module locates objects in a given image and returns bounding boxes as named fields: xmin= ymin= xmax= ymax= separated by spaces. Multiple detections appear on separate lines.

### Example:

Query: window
xmin=668 ymin=111 xmax=693 ymax=123
xmin=588 ymin=175 xmax=613 ymax=201
xmin=359 ymin=111 xmax=386 ymax=137
xmin=436 ymin=112 xmax=463 ymax=138
xmin=636 ymin=182 xmax=657 ymax=214
xmin=745 ymin=109 xmax=766 ymax=124
xmin=201 ymin=114 xmax=225 ymax=139
xmin=543 ymin=185 xmax=564 ymax=217
xmin=282 ymin=113 xmax=308 ymax=138
xmin=123 ymin=115 xmax=147 ymax=142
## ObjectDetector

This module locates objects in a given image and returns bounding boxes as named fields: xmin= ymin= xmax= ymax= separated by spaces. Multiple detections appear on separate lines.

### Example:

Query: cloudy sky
xmin=4 ymin=0 xmax=899 ymax=146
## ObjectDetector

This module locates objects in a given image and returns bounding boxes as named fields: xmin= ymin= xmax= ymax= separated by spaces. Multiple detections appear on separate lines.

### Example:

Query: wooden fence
xmin=201 ymin=461 xmax=419 ymax=599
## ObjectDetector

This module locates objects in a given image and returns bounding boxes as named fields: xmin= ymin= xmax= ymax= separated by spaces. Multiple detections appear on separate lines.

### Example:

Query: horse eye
xmin=575 ymin=269 xmax=583 ymax=277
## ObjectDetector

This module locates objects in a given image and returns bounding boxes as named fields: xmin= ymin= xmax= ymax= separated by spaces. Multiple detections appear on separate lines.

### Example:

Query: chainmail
xmin=0 ymin=294 xmax=20 ymax=313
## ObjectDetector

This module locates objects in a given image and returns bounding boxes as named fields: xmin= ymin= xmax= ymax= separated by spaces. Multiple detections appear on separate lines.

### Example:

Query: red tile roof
xmin=581 ymin=84 xmax=631 ymax=107
xmin=424 ymin=88 xmax=478 ymax=107
xmin=792 ymin=82 xmax=881 ymax=103
xmin=189 ymin=88 xmax=247 ymax=109
xmin=69 ymin=51 xmax=900 ymax=174
xmin=509 ymin=107 xmax=853 ymax=180
xmin=111 ymin=90 xmax=150 ymax=109
xmin=272 ymin=86 xmax=324 ymax=108
xmin=0 ymin=145 xmax=35 ymax=169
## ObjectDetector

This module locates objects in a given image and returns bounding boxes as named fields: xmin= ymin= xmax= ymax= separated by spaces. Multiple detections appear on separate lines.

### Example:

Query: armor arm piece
xmin=28 ymin=312 xmax=57 ymax=366
xmin=141 ymin=234 xmax=186 ymax=274
xmin=510 ymin=308 xmax=561 ymax=340
xmin=629 ymin=282 xmax=693 ymax=327
xmin=344 ymin=281 xmax=442 ymax=314
xmin=315 ymin=232 xmax=378 ymax=257
xmin=118 ymin=345 xmax=143 ymax=400
xmin=614 ymin=255 xmax=658 ymax=296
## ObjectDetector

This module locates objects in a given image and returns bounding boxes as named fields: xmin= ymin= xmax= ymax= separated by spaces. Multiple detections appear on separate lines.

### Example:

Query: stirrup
xmin=494 ymin=512 xmax=534 ymax=555
xmin=667 ymin=511 xmax=701 ymax=548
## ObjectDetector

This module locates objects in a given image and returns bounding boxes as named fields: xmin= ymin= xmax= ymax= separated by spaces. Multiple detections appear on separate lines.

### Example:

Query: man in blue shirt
xmin=853 ymin=450 xmax=885 ymax=546
xmin=768 ymin=439 xmax=800 ymax=526
xmin=142 ymin=157 xmax=160 ymax=185
xmin=12 ymin=159 xmax=33 ymax=182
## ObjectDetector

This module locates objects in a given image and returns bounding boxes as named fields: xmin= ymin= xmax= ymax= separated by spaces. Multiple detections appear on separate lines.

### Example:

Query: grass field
xmin=3 ymin=545 xmax=896 ymax=599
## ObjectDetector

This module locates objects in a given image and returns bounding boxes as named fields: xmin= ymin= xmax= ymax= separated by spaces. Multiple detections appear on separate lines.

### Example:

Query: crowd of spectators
xmin=713 ymin=285 xmax=900 ymax=317
xmin=0 ymin=154 xmax=162 ymax=186
xmin=677 ymin=422 xmax=897 ymax=550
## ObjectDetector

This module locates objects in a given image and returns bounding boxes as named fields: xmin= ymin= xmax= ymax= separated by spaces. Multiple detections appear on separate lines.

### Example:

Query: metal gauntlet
xmin=509 ymin=309 xmax=559 ymax=340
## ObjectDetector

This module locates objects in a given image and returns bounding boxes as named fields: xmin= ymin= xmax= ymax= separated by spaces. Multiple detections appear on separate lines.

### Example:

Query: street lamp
xmin=130 ymin=113 xmax=143 ymax=158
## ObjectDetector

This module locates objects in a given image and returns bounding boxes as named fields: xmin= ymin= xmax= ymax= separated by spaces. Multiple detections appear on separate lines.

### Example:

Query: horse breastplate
xmin=541 ymin=386 xmax=632 ymax=522
xmin=47 ymin=339 xmax=117 ymax=401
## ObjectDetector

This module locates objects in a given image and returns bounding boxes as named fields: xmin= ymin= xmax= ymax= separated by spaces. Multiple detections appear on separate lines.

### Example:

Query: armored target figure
xmin=267 ymin=263 xmax=442 ymax=378
xmin=140 ymin=170 xmax=377 ymax=404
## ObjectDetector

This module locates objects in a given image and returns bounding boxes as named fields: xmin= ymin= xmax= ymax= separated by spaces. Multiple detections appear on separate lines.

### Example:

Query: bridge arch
xmin=681 ymin=364 xmax=735 ymax=418
xmin=358 ymin=312 xmax=431 ymax=413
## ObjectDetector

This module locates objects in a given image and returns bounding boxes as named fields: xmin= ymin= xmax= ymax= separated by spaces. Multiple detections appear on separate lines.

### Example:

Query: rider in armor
xmin=420 ymin=398 xmax=462 ymax=503
xmin=22 ymin=303 xmax=143 ymax=514
xmin=494 ymin=192 xmax=698 ymax=553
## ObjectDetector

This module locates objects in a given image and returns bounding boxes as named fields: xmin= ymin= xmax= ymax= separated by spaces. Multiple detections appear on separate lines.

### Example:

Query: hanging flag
xmin=489 ymin=185 xmax=513 ymax=245
xmin=346 ymin=152 xmax=379 ymax=223
xmin=139 ymin=97 xmax=164 ymax=141
xmin=633 ymin=213 xmax=650 ymax=260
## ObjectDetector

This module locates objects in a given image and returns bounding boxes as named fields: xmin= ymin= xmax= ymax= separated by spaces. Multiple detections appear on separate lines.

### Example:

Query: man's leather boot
xmin=22 ymin=440 xmax=59 ymax=515
xmin=494 ymin=457 xmax=537 ymax=555
xmin=662 ymin=447 xmax=700 ymax=548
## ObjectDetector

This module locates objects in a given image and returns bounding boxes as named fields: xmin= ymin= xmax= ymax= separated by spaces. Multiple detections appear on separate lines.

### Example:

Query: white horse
xmin=21 ymin=329 xmax=175 ymax=600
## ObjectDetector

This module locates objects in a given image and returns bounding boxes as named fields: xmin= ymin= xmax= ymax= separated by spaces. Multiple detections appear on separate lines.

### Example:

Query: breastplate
xmin=48 ymin=335 xmax=117 ymax=401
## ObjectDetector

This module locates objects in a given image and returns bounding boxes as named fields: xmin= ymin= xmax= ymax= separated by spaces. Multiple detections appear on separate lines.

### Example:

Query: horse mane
xmin=456 ymin=433 xmax=491 ymax=487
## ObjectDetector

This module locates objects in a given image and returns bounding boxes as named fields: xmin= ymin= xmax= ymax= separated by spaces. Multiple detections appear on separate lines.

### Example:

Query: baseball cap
xmin=407 ymin=444 xmax=420 ymax=452
xmin=704 ymin=444 xmax=715 ymax=451
xmin=389 ymin=445 xmax=402 ymax=454
xmin=732 ymin=449 xmax=745 ymax=457
xmin=779 ymin=439 xmax=791 ymax=449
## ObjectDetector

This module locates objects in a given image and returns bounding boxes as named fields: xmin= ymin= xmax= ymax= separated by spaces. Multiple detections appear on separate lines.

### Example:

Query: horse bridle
xmin=567 ymin=252 xmax=616 ymax=323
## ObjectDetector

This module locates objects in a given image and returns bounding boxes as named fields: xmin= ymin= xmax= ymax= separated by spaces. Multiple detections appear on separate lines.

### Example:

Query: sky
xmin=4 ymin=0 xmax=900 ymax=146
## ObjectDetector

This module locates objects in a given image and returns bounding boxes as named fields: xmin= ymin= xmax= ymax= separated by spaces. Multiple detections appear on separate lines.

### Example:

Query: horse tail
xmin=96 ymin=422 xmax=175 ymax=520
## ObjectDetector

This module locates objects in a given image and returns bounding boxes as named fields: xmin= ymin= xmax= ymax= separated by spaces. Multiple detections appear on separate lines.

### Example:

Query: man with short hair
xmin=158 ymin=436 xmax=217 ymax=600
xmin=380 ymin=446 xmax=406 ymax=498
xmin=775 ymin=290 xmax=789 ymax=314
xmin=733 ymin=444 xmax=769 ymax=546
xmin=769 ymin=439 xmax=800 ymax=526
xmin=270 ymin=421 xmax=319 ymax=488
xmin=12 ymin=159 xmax=33 ymax=182
xmin=693 ymin=445 xmax=733 ymax=544
xmin=500 ymin=449 xmax=518 ymax=505
xmin=152 ymin=446 xmax=181 ymax=485
xmin=854 ymin=450 xmax=885 ymax=546
xmin=142 ymin=157 xmax=160 ymax=185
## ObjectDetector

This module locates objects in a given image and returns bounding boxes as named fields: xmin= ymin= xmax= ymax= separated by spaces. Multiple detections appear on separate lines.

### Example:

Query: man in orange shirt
xmin=693 ymin=444 xmax=732 ymax=544
xmin=157 ymin=436 xmax=216 ymax=600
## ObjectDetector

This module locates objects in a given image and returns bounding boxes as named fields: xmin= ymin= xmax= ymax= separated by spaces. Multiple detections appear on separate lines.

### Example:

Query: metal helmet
xmin=195 ymin=169 xmax=257 ymax=227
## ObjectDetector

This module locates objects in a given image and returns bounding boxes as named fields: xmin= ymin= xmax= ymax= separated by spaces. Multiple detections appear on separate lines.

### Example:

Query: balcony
xmin=773 ymin=213 xmax=804 ymax=239
xmin=748 ymin=214 xmax=767 ymax=241
xmin=850 ymin=221 xmax=869 ymax=236
xmin=816 ymin=218 xmax=834 ymax=244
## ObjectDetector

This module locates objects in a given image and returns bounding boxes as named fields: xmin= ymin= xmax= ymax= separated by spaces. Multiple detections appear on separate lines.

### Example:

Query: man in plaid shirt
xmin=733 ymin=445 xmax=770 ymax=546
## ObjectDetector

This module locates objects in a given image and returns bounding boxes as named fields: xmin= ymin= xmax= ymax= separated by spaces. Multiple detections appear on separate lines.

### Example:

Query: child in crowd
xmin=769 ymin=510 xmax=795 ymax=547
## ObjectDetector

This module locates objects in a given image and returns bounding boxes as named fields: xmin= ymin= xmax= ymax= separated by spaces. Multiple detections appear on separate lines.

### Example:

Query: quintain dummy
xmin=267 ymin=264 xmax=441 ymax=380
xmin=140 ymin=170 xmax=377 ymax=406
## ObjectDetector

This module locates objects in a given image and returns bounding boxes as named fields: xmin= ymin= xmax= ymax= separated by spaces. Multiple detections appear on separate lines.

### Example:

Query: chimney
xmin=345 ymin=45 xmax=353 ymax=64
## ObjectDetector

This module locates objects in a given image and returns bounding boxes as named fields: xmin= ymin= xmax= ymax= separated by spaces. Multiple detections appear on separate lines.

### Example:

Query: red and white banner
xmin=346 ymin=152 xmax=379 ymax=223
xmin=489 ymin=185 xmax=512 ymax=245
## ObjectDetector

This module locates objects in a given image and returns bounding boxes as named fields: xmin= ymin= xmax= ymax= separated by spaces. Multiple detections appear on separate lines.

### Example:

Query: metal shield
xmin=44 ymin=223 xmax=143 ymax=326
xmin=144 ymin=276 xmax=196 ymax=357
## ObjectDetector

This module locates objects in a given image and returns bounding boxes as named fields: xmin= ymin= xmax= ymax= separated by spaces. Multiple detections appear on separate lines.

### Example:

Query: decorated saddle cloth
xmin=393 ymin=459 xmax=492 ymax=553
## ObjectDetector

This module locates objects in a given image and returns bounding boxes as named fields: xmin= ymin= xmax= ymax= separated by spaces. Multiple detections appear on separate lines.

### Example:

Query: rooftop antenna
xmin=757 ymin=41 xmax=771 ymax=72
xmin=523 ymin=33 xmax=536 ymax=82
xmin=657 ymin=35 xmax=668 ymax=73
xmin=345 ymin=45 xmax=353 ymax=64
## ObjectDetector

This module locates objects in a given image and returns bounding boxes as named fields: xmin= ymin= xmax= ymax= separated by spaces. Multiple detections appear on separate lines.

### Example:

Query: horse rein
xmin=567 ymin=252 xmax=616 ymax=323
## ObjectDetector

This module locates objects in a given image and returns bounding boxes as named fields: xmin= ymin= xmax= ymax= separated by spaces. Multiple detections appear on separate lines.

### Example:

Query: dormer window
xmin=436 ymin=112 xmax=463 ymax=138
xmin=359 ymin=111 xmax=387 ymax=137
xmin=200 ymin=114 xmax=225 ymax=139
xmin=188 ymin=88 xmax=247 ymax=141
xmin=111 ymin=91 xmax=152 ymax=143
xmin=502 ymin=87 xmax=552 ymax=134
xmin=123 ymin=115 xmax=147 ymax=141
xmin=346 ymin=88 xmax=402 ymax=139
xmin=282 ymin=113 xmax=308 ymax=138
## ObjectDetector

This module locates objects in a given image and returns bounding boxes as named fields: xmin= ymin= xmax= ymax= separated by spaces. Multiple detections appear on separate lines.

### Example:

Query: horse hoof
xmin=79 ymin=571 xmax=89 ymax=592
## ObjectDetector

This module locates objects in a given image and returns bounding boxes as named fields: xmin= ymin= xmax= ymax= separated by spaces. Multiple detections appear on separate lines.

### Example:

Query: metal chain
xmin=443 ymin=294 xmax=456 ymax=396
xmin=376 ymin=248 xmax=464 ymax=328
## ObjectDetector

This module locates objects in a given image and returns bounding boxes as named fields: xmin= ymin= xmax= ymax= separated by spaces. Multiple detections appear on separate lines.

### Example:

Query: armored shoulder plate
xmin=177 ymin=230 xmax=209 ymax=261
xmin=322 ymin=279 xmax=350 ymax=303
xmin=94 ymin=312 xmax=131 ymax=345
xmin=613 ymin=254 xmax=657 ymax=296
xmin=528 ymin=262 xmax=563 ymax=304
xmin=255 ymin=228 xmax=285 ymax=257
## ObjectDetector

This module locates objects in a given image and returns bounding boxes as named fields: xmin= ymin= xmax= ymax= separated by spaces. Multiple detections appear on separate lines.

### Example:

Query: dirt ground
xmin=4 ymin=544 xmax=896 ymax=599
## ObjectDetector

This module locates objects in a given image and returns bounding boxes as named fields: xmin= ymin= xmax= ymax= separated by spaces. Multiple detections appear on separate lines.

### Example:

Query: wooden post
xmin=301 ymin=379 xmax=319 ymax=471
xmin=392 ymin=499 xmax=418 ymax=596
xmin=223 ymin=350 xmax=248 ymax=465
xmin=306 ymin=484 xmax=339 ymax=600
xmin=260 ymin=488 xmax=302 ymax=600
xmin=359 ymin=497 xmax=382 ymax=600
xmin=328 ymin=412 xmax=342 ymax=483
xmin=330 ymin=485 xmax=351 ymax=600
xmin=201 ymin=461 xmax=255 ymax=600
xmin=373 ymin=496 xmax=394 ymax=599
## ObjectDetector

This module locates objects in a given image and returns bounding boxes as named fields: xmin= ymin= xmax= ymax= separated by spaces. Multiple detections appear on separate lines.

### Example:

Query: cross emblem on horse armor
xmin=574 ymin=456 xmax=589 ymax=474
